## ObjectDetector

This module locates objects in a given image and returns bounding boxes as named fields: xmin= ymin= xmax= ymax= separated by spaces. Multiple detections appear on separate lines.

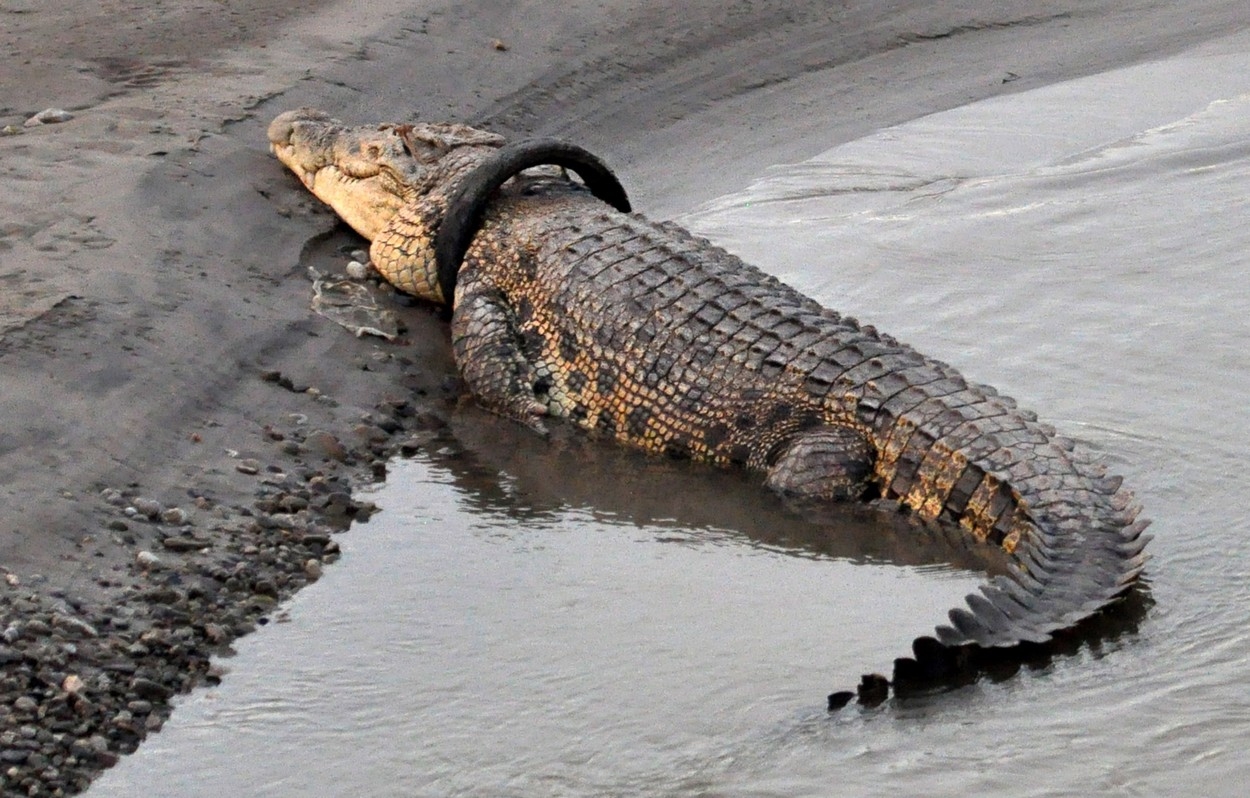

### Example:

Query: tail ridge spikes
xmin=826 ymin=672 xmax=893 ymax=711
xmin=827 ymin=636 xmax=975 ymax=711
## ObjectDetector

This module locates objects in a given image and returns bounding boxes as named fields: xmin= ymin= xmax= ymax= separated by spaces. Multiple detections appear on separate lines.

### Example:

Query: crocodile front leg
xmin=764 ymin=426 xmax=875 ymax=501
xmin=450 ymin=274 xmax=549 ymax=435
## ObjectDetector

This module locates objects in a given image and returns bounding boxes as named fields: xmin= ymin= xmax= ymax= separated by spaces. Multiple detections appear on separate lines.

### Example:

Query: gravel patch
xmin=0 ymin=394 xmax=451 ymax=796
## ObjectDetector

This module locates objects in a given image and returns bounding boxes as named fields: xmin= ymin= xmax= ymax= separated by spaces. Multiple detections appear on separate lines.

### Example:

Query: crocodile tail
xmin=839 ymin=366 xmax=1151 ymax=704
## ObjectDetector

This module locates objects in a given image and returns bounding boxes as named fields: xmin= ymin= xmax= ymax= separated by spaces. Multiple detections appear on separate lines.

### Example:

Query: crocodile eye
xmin=364 ymin=144 xmax=381 ymax=158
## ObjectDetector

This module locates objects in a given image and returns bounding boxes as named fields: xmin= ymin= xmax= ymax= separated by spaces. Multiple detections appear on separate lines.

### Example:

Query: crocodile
xmin=268 ymin=108 xmax=1151 ymax=706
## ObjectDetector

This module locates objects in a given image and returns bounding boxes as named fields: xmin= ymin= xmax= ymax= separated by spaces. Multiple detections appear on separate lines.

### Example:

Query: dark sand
xmin=1 ymin=0 xmax=1246 ymax=791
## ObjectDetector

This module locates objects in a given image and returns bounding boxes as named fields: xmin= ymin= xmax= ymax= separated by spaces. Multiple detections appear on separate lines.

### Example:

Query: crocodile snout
xmin=266 ymin=108 xmax=333 ymax=148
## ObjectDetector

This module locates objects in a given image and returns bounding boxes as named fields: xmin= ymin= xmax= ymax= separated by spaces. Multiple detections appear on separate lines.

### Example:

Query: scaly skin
xmin=269 ymin=109 xmax=1150 ymax=698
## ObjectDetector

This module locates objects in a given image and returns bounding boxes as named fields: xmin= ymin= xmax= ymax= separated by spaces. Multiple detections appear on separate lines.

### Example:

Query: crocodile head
xmin=267 ymin=108 xmax=505 ymax=242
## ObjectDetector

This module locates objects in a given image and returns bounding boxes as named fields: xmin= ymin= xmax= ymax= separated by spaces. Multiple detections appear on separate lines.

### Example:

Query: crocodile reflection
xmin=406 ymin=405 xmax=1150 ymax=703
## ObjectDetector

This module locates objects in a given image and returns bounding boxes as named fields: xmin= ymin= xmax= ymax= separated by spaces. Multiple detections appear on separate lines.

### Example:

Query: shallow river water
xmin=92 ymin=34 xmax=1250 ymax=798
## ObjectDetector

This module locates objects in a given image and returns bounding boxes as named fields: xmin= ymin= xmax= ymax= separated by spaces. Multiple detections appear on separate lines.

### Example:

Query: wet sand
xmin=2 ymin=0 xmax=1246 ymax=792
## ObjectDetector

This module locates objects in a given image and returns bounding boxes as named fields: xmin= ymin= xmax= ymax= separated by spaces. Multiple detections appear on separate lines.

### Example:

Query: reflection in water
xmin=442 ymin=406 xmax=1013 ymax=575
xmin=93 ymin=37 xmax=1250 ymax=798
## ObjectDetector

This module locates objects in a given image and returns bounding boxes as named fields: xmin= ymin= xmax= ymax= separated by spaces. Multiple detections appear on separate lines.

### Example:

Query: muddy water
xmin=91 ymin=37 xmax=1250 ymax=798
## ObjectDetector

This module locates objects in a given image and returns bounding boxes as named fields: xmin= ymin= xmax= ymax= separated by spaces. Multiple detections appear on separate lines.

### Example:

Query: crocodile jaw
xmin=268 ymin=108 xmax=417 ymax=241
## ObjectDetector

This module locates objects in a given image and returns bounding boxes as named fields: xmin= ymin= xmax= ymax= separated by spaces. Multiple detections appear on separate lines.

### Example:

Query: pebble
xmin=303 ymin=559 xmax=323 ymax=580
xmin=252 ymin=579 xmax=278 ymax=597
xmin=131 ymin=498 xmax=163 ymax=520
xmin=129 ymin=678 xmax=171 ymax=701
xmin=135 ymin=550 xmax=163 ymax=569
xmin=62 ymin=674 xmax=85 ymax=694
xmin=255 ymin=513 xmax=295 ymax=531
xmin=160 ymin=507 xmax=190 ymax=525
xmin=236 ymin=458 xmax=262 ymax=475
xmin=24 ymin=108 xmax=74 ymax=127
xmin=278 ymin=494 xmax=308 ymax=513
xmin=305 ymin=430 xmax=348 ymax=462
xmin=52 ymin=614 xmax=98 ymax=638
xmin=1 ymin=749 xmax=26 ymax=764
xmin=353 ymin=423 xmax=389 ymax=444
xmin=160 ymin=536 xmax=209 ymax=552
xmin=345 ymin=260 xmax=371 ymax=280
xmin=202 ymin=623 xmax=227 ymax=644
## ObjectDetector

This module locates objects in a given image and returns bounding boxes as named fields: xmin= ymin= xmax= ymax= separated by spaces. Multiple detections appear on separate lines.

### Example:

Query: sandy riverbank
xmin=2 ymin=0 xmax=1246 ymax=792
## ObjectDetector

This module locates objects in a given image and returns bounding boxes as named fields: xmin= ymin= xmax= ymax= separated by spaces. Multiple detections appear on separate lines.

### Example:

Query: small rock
xmin=353 ymin=423 xmax=390 ymax=444
xmin=345 ymin=260 xmax=371 ymax=280
xmin=161 ymin=535 xmax=210 ymax=552
xmin=202 ymin=623 xmax=228 ymax=644
xmin=131 ymin=497 xmax=163 ymax=519
xmin=236 ymin=459 xmax=262 ymax=475
xmin=0 ymin=749 xmax=26 ymax=764
xmin=129 ymin=677 xmax=171 ymax=701
xmin=252 ymin=578 xmax=278 ymax=597
xmin=492 ymin=38 xmax=509 ymax=51
xmin=305 ymin=430 xmax=348 ymax=462
xmin=304 ymin=559 xmax=323 ymax=580
xmin=13 ymin=696 xmax=37 ymax=712
xmin=161 ymin=507 xmax=190 ymax=525
xmin=62 ymin=674 xmax=85 ymax=694
xmin=100 ymin=488 xmax=125 ymax=506
xmin=144 ymin=586 xmax=182 ymax=604
xmin=0 ymin=124 xmax=21 ymax=136
xmin=52 ymin=614 xmax=98 ymax=638
xmin=24 ymin=107 xmax=73 ymax=127
xmin=278 ymin=494 xmax=308 ymax=512
xmin=135 ymin=550 xmax=163 ymax=570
